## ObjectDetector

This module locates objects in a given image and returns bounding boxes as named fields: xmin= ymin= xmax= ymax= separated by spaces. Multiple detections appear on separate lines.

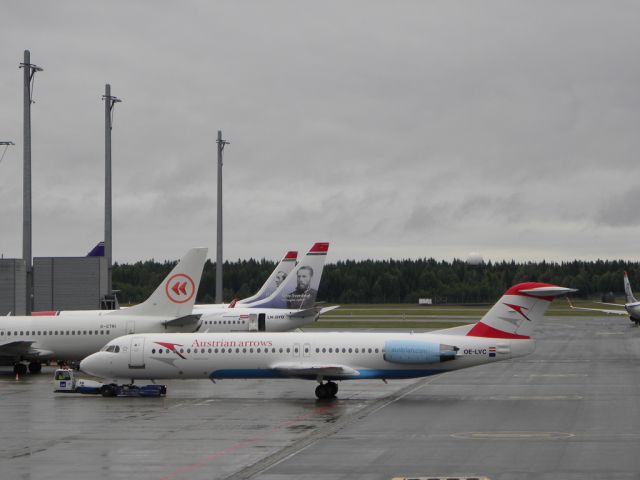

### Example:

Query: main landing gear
xmin=315 ymin=381 xmax=338 ymax=400
xmin=13 ymin=363 xmax=27 ymax=376
xmin=13 ymin=362 xmax=42 ymax=375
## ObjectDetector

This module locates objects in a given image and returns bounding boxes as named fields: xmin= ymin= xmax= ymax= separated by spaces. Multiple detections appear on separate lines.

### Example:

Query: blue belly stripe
xmin=209 ymin=368 xmax=442 ymax=380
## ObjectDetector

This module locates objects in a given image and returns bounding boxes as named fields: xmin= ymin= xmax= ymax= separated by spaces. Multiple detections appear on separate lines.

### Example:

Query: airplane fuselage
xmin=624 ymin=302 xmax=640 ymax=320
xmin=197 ymin=308 xmax=319 ymax=332
xmin=0 ymin=314 xmax=194 ymax=364
xmin=80 ymin=331 xmax=536 ymax=382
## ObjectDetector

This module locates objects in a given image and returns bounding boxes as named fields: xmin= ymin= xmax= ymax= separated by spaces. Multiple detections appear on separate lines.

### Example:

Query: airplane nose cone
xmin=79 ymin=353 xmax=102 ymax=377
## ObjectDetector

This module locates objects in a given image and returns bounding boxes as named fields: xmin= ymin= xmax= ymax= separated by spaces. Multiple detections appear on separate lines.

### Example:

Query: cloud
xmin=1 ymin=1 xmax=640 ymax=262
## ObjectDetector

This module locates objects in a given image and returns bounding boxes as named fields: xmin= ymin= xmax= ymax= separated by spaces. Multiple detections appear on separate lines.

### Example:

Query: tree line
xmin=113 ymin=257 xmax=640 ymax=305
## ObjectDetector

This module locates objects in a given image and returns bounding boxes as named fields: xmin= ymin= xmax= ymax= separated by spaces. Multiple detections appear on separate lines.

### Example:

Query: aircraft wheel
xmin=327 ymin=381 xmax=338 ymax=397
xmin=13 ymin=363 xmax=27 ymax=376
xmin=100 ymin=384 xmax=117 ymax=397
xmin=28 ymin=362 xmax=42 ymax=374
xmin=315 ymin=384 xmax=330 ymax=400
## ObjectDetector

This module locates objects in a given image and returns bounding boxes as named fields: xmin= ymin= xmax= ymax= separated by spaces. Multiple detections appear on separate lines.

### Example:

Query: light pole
xmin=102 ymin=85 xmax=121 ymax=295
xmin=19 ymin=50 xmax=43 ymax=314
xmin=216 ymin=130 xmax=229 ymax=303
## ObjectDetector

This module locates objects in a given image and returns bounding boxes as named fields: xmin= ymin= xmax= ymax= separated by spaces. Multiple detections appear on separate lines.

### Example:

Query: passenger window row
xmin=1 ymin=330 xmax=110 ymax=337
xmin=150 ymin=346 xmax=380 ymax=355
xmin=203 ymin=320 xmax=246 ymax=325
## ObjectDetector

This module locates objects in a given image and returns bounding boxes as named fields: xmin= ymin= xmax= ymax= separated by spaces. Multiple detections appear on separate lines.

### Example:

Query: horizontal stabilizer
xmin=162 ymin=314 xmax=202 ymax=328
xmin=519 ymin=286 xmax=577 ymax=297
xmin=272 ymin=363 xmax=359 ymax=378
xmin=319 ymin=305 xmax=340 ymax=315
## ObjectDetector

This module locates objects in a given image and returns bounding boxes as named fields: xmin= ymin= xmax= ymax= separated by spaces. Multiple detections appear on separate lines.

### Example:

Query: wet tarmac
xmin=2 ymin=316 xmax=640 ymax=480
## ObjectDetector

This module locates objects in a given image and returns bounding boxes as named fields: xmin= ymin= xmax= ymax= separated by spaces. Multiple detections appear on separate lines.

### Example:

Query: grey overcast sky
xmin=1 ymin=1 xmax=640 ymax=264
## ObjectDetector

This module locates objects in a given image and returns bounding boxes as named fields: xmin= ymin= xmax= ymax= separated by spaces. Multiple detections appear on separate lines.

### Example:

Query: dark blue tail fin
xmin=87 ymin=242 xmax=105 ymax=257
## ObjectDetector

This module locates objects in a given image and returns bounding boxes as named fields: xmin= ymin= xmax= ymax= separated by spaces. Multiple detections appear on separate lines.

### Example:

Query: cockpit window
xmin=104 ymin=345 xmax=118 ymax=353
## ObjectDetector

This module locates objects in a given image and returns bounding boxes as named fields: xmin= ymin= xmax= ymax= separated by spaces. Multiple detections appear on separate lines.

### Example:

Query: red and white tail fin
xmin=467 ymin=282 xmax=576 ymax=339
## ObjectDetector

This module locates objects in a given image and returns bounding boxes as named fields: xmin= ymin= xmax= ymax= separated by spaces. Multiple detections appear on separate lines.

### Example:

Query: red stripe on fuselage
xmin=466 ymin=321 xmax=530 ymax=339
xmin=31 ymin=311 xmax=59 ymax=316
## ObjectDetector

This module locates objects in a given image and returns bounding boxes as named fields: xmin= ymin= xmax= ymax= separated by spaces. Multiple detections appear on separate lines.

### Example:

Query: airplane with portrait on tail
xmin=80 ymin=282 xmax=575 ymax=399
xmin=567 ymin=271 xmax=640 ymax=325
xmin=195 ymin=242 xmax=337 ymax=332
xmin=192 ymin=250 xmax=298 ymax=312
xmin=0 ymin=248 xmax=207 ymax=375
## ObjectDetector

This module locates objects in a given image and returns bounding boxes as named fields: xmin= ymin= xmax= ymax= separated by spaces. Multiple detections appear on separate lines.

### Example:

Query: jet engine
xmin=383 ymin=340 xmax=458 ymax=364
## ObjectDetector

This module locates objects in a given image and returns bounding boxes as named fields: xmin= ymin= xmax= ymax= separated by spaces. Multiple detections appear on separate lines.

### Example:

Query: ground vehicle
xmin=53 ymin=368 xmax=166 ymax=397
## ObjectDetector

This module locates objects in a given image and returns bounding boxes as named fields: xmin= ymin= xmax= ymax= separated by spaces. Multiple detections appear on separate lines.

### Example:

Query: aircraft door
xmin=249 ymin=314 xmax=258 ymax=332
xmin=303 ymin=343 xmax=311 ymax=357
xmin=126 ymin=320 xmax=135 ymax=334
xmin=293 ymin=343 xmax=300 ymax=357
xmin=258 ymin=314 xmax=266 ymax=332
xmin=129 ymin=336 xmax=145 ymax=369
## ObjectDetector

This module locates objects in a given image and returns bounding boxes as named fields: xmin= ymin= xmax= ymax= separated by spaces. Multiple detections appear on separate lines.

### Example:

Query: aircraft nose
xmin=79 ymin=353 xmax=104 ymax=377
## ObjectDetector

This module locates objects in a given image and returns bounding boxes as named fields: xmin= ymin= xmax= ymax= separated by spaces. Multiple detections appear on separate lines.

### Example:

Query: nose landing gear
xmin=315 ymin=381 xmax=338 ymax=400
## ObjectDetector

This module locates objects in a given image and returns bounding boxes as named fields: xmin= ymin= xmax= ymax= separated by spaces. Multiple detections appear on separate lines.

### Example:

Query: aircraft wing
xmin=0 ymin=341 xmax=54 ymax=361
xmin=161 ymin=314 xmax=202 ymax=328
xmin=566 ymin=298 xmax=627 ymax=316
xmin=272 ymin=362 xmax=359 ymax=378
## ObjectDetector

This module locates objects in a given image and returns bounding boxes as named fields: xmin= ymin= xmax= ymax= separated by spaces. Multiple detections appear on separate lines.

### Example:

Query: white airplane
xmin=195 ymin=242 xmax=337 ymax=333
xmin=567 ymin=271 xmax=640 ymax=325
xmin=0 ymin=248 xmax=207 ymax=375
xmin=192 ymin=250 xmax=298 ymax=312
xmin=80 ymin=282 xmax=575 ymax=399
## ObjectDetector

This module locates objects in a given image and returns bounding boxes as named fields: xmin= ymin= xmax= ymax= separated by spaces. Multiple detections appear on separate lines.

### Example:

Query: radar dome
xmin=466 ymin=252 xmax=484 ymax=266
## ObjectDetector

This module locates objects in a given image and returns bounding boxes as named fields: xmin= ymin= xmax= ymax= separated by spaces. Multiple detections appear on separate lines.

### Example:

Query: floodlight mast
xmin=19 ymin=50 xmax=43 ymax=314
xmin=216 ymin=130 xmax=229 ymax=303
xmin=102 ymin=84 xmax=121 ymax=295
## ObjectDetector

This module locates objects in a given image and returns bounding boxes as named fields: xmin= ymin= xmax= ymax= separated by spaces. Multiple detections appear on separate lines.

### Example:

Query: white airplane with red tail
xmin=80 ymin=282 xmax=575 ymax=399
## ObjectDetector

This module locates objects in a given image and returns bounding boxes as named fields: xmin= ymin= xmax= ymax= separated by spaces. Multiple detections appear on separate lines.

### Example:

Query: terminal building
xmin=0 ymin=258 xmax=27 ymax=315
xmin=0 ymin=243 xmax=115 ymax=315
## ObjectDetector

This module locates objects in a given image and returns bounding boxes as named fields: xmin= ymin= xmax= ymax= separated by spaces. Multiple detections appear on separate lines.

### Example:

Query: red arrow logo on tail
xmin=179 ymin=282 xmax=187 ymax=295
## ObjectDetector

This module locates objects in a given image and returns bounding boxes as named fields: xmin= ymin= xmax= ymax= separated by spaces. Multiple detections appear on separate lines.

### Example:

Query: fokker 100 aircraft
xmin=567 ymin=271 xmax=640 ymax=325
xmin=0 ymin=248 xmax=207 ymax=374
xmin=80 ymin=282 xmax=575 ymax=399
